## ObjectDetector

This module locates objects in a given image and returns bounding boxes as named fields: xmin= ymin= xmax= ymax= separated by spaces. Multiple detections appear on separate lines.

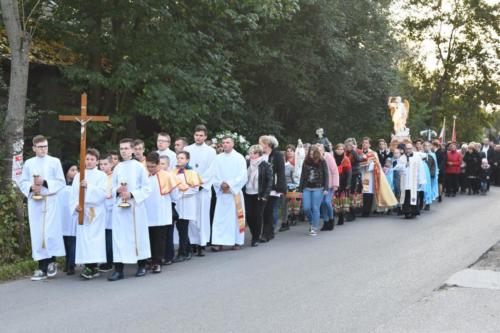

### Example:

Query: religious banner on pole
xmin=438 ymin=117 xmax=446 ymax=144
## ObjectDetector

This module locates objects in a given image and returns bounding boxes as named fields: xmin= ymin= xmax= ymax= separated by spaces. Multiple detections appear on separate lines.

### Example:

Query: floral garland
xmin=211 ymin=131 xmax=251 ymax=154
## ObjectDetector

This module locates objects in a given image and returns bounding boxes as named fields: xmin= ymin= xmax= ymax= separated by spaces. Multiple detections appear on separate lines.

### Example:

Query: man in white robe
xmin=157 ymin=132 xmax=177 ymax=170
xmin=185 ymin=125 xmax=216 ymax=255
xmin=394 ymin=143 xmax=427 ymax=219
xmin=210 ymin=136 xmax=247 ymax=250
xmin=108 ymin=138 xmax=152 ymax=281
xmin=19 ymin=135 xmax=66 ymax=281
xmin=70 ymin=149 xmax=108 ymax=279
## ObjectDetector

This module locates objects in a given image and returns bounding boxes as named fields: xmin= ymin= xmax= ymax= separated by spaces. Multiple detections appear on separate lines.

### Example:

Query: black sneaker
xmin=98 ymin=264 xmax=113 ymax=272
xmin=67 ymin=267 xmax=75 ymax=276
xmin=172 ymin=255 xmax=186 ymax=263
xmin=135 ymin=267 xmax=146 ymax=277
xmin=196 ymin=246 xmax=205 ymax=257
xmin=107 ymin=271 xmax=124 ymax=282
xmin=279 ymin=223 xmax=290 ymax=232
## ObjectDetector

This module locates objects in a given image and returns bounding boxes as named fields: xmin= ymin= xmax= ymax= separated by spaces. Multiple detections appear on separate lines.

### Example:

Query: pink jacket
xmin=324 ymin=152 xmax=339 ymax=189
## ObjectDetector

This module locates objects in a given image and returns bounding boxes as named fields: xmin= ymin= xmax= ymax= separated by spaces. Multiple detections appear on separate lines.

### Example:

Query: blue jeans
xmin=320 ymin=188 xmax=335 ymax=220
xmin=302 ymin=188 xmax=324 ymax=229
xmin=273 ymin=197 xmax=279 ymax=228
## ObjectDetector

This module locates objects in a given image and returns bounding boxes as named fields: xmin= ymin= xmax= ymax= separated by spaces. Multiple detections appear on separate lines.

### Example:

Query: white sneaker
xmin=308 ymin=227 xmax=317 ymax=236
xmin=31 ymin=270 xmax=47 ymax=281
xmin=47 ymin=262 xmax=58 ymax=278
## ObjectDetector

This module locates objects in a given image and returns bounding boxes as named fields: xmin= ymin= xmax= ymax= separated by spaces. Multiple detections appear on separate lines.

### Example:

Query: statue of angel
xmin=388 ymin=96 xmax=410 ymax=135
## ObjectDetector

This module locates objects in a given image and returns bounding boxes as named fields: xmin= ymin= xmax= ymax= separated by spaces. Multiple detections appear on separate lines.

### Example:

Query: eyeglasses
xmin=157 ymin=139 xmax=170 ymax=143
xmin=35 ymin=145 xmax=48 ymax=149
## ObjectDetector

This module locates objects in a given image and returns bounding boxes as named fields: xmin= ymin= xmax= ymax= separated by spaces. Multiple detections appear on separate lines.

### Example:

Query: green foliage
xmin=26 ymin=0 xmax=400 ymax=156
xmin=0 ymin=187 xmax=30 ymax=265
xmin=398 ymin=0 xmax=500 ymax=140
xmin=0 ymin=259 xmax=36 ymax=281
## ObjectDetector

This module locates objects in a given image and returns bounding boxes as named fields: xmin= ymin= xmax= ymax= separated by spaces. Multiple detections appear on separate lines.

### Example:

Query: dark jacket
xmin=435 ymin=148 xmax=447 ymax=173
xmin=244 ymin=160 xmax=273 ymax=200
xmin=346 ymin=149 xmax=362 ymax=175
xmin=268 ymin=149 xmax=287 ymax=194
xmin=464 ymin=151 xmax=481 ymax=178
xmin=298 ymin=159 xmax=329 ymax=192
xmin=377 ymin=149 xmax=392 ymax=167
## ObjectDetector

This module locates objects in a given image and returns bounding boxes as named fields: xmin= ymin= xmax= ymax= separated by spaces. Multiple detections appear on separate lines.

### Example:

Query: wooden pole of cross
xmin=58 ymin=93 xmax=109 ymax=225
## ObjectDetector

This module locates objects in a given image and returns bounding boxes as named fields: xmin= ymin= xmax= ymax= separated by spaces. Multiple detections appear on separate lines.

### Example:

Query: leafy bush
xmin=0 ymin=187 xmax=31 ymax=265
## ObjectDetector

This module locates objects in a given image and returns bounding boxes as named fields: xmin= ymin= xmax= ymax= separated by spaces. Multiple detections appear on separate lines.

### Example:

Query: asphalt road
xmin=2 ymin=189 xmax=500 ymax=332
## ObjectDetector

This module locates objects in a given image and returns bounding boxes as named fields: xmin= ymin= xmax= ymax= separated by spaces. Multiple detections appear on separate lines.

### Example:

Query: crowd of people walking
xmin=19 ymin=125 xmax=496 ymax=282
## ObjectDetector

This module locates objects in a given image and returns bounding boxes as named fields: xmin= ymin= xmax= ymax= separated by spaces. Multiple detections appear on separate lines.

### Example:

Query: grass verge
xmin=0 ymin=259 xmax=37 ymax=282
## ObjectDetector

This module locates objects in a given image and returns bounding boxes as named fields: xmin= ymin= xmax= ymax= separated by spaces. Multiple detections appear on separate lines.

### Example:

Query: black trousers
xmin=459 ymin=173 xmax=467 ymax=192
xmin=176 ymin=219 xmax=190 ymax=257
xmin=245 ymin=194 xmax=266 ymax=242
xmin=38 ymin=257 xmax=55 ymax=273
xmin=402 ymin=190 xmax=419 ymax=217
xmin=262 ymin=196 xmax=277 ymax=239
xmin=209 ymin=186 xmax=217 ymax=243
xmin=164 ymin=224 xmax=175 ymax=262
xmin=114 ymin=260 xmax=146 ymax=273
xmin=418 ymin=191 xmax=424 ymax=210
xmin=105 ymin=229 xmax=113 ymax=265
xmin=446 ymin=174 xmax=459 ymax=194
xmin=467 ymin=177 xmax=480 ymax=192
xmin=149 ymin=225 xmax=167 ymax=264
xmin=63 ymin=236 xmax=76 ymax=271
xmin=362 ymin=193 xmax=373 ymax=216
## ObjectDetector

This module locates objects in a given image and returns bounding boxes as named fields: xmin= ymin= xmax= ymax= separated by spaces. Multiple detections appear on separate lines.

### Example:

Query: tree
xmin=399 ymin=0 xmax=500 ymax=138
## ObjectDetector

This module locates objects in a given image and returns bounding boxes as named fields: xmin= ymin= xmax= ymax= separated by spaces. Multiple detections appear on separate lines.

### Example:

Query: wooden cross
xmin=59 ymin=93 xmax=109 ymax=225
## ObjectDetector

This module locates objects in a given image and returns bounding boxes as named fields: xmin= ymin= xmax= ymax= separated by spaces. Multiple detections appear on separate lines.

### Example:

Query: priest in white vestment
xmin=108 ymin=139 xmax=152 ymax=281
xmin=19 ymin=135 xmax=66 ymax=280
xmin=394 ymin=143 xmax=427 ymax=219
xmin=185 ymin=125 xmax=216 ymax=254
xmin=210 ymin=136 xmax=247 ymax=250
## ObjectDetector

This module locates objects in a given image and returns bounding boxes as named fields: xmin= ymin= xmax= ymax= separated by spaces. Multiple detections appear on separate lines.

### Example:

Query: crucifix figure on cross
xmin=59 ymin=93 xmax=110 ymax=225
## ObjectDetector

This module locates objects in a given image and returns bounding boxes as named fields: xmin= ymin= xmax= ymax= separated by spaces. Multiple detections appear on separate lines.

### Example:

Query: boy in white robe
xmin=159 ymin=155 xmax=177 ymax=264
xmin=172 ymin=151 xmax=202 ymax=261
xmin=211 ymin=137 xmax=247 ymax=251
xmin=98 ymin=156 xmax=114 ymax=272
xmin=157 ymin=132 xmax=177 ymax=170
xmin=60 ymin=161 xmax=78 ymax=275
xmin=70 ymin=149 xmax=108 ymax=279
xmin=185 ymin=124 xmax=216 ymax=255
xmin=108 ymin=138 xmax=152 ymax=281
xmin=145 ymin=152 xmax=179 ymax=272
xmin=19 ymin=135 xmax=66 ymax=281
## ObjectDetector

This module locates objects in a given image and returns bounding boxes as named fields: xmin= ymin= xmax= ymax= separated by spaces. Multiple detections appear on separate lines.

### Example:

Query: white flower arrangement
xmin=211 ymin=130 xmax=251 ymax=153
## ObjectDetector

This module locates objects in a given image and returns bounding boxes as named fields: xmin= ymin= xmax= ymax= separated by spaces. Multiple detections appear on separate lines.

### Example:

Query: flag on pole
xmin=451 ymin=115 xmax=457 ymax=143
xmin=438 ymin=117 xmax=446 ymax=144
